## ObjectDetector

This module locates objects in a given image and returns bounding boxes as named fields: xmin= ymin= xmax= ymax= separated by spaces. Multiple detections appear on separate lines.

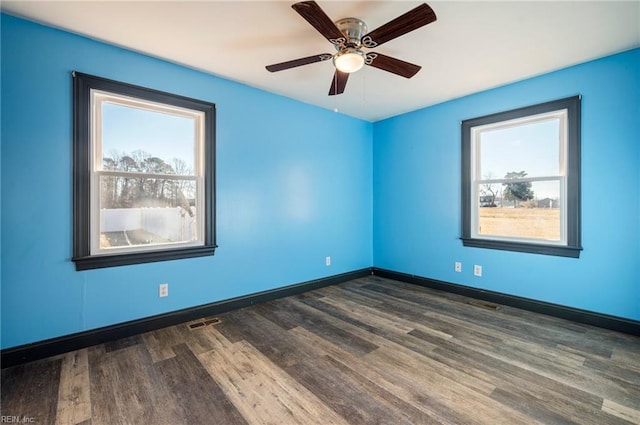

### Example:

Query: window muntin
xmin=461 ymin=96 xmax=581 ymax=258
xmin=73 ymin=72 xmax=216 ymax=270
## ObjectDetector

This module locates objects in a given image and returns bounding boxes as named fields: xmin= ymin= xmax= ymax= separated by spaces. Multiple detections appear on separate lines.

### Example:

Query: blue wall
xmin=374 ymin=48 xmax=640 ymax=320
xmin=0 ymin=15 xmax=373 ymax=349
xmin=2 ymin=14 xmax=638 ymax=351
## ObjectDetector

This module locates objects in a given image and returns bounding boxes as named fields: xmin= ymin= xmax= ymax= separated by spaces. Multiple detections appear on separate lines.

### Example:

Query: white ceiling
xmin=3 ymin=1 xmax=639 ymax=121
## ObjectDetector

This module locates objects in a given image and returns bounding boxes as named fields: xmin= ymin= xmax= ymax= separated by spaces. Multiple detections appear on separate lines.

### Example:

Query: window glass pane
xmin=479 ymin=117 xmax=560 ymax=179
xmin=99 ymin=176 xmax=197 ymax=249
xmin=478 ymin=180 xmax=561 ymax=241
xmin=101 ymin=103 xmax=195 ymax=174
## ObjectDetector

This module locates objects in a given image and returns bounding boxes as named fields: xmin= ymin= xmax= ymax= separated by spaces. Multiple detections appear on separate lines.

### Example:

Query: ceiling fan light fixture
xmin=333 ymin=48 xmax=365 ymax=73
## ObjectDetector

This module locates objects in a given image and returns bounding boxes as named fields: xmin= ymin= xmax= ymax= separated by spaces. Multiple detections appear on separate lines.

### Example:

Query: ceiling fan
xmin=266 ymin=1 xmax=437 ymax=96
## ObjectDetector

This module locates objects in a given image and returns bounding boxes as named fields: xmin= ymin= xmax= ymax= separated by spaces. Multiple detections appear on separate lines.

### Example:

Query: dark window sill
xmin=461 ymin=237 xmax=582 ymax=258
xmin=73 ymin=245 xmax=217 ymax=270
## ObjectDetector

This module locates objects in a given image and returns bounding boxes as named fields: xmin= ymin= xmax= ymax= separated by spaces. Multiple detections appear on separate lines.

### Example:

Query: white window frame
xmin=470 ymin=111 xmax=568 ymax=245
xmin=461 ymin=96 xmax=582 ymax=258
xmin=89 ymin=91 xmax=206 ymax=255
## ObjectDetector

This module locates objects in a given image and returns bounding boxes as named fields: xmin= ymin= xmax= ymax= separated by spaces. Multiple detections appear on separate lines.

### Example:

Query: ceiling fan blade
xmin=361 ymin=3 xmax=436 ymax=48
xmin=366 ymin=53 xmax=421 ymax=78
xmin=292 ymin=1 xmax=346 ymax=47
xmin=266 ymin=53 xmax=332 ymax=72
xmin=329 ymin=70 xmax=349 ymax=96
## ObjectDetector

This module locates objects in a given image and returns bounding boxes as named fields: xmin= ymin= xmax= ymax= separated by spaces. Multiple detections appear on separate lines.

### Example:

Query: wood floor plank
xmin=422 ymin=333 xmax=626 ymax=425
xmin=155 ymin=343 xmax=248 ymax=425
xmin=55 ymin=349 xmax=92 ymax=425
xmin=584 ymin=356 xmax=640 ymax=387
xmin=289 ymin=325 xmax=476 ymax=424
xmin=88 ymin=344 xmax=183 ymax=425
xmin=366 ymin=345 xmax=541 ymax=425
xmin=361 ymin=281 xmax=595 ymax=349
xmin=342 ymin=278 xmax=636 ymax=423
xmin=457 ymin=329 xmax=639 ymax=407
xmin=222 ymin=308 xmax=425 ymax=424
xmin=197 ymin=325 xmax=349 ymax=425
xmin=141 ymin=331 xmax=176 ymax=363
xmin=602 ymin=399 xmax=640 ymax=424
xmin=611 ymin=346 xmax=640 ymax=372
xmin=103 ymin=334 xmax=142 ymax=353
xmin=1 ymin=357 xmax=62 ymax=424
xmin=489 ymin=388 xmax=584 ymax=425
xmin=254 ymin=297 xmax=379 ymax=357
xmin=314 ymin=283 xmax=385 ymax=309
xmin=291 ymin=289 xmax=443 ymax=355
xmin=314 ymin=290 xmax=453 ymax=340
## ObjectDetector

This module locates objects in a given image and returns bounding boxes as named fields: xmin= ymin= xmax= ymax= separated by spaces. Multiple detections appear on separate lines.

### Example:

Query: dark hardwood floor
xmin=2 ymin=276 xmax=640 ymax=424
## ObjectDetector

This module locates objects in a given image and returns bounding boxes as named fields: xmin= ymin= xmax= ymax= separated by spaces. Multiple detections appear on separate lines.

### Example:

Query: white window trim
xmin=89 ymin=91 xmax=206 ymax=256
xmin=469 ymin=110 xmax=568 ymax=245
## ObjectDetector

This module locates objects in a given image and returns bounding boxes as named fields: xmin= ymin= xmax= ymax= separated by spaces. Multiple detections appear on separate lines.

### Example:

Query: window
xmin=461 ymin=96 xmax=581 ymax=257
xmin=73 ymin=72 xmax=216 ymax=270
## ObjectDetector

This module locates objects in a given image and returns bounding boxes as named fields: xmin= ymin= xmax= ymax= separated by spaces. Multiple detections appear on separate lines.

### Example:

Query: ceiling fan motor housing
xmin=334 ymin=18 xmax=367 ymax=48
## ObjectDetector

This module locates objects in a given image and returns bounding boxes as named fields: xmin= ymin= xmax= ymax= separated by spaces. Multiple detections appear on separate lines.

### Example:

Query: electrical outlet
xmin=325 ymin=256 xmax=331 ymax=266
xmin=454 ymin=262 xmax=462 ymax=272
xmin=474 ymin=265 xmax=482 ymax=277
xmin=159 ymin=283 xmax=169 ymax=297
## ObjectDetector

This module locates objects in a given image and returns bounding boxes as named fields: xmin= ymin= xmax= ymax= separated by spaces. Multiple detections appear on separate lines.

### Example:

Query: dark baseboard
xmin=1 ymin=268 xmax=372 ymax=369
xmin=4 ymin=266 xmax=637 ymax=368
xmin=372 ymin=268 xmax=640 ymax=336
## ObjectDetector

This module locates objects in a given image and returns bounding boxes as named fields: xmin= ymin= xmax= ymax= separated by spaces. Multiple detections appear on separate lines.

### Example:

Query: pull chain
xmin=333 ymin=71 xmax=339 ymax=112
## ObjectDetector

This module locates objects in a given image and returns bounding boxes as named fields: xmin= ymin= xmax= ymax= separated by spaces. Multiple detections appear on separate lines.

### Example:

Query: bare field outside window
xmin=479 ymin=208 xmax=560 ymax=241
